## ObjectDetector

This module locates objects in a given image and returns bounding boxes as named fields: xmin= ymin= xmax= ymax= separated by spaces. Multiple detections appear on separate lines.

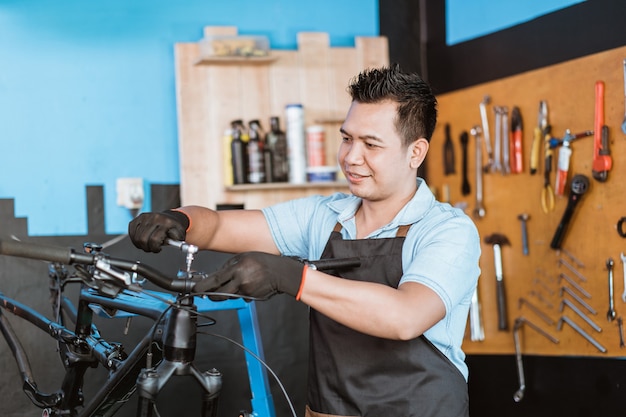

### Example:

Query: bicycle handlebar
xmin=0 ymin=239 xmax=189 ymax=292
xmin=0 ymin=239 xmax=361 ymax=294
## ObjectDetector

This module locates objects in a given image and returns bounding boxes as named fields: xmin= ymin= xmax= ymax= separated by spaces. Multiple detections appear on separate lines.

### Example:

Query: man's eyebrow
xmin=339 ymin=127 xmax=383 ymax=142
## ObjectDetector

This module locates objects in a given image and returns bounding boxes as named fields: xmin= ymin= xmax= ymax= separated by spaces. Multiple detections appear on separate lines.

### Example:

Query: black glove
xmin=128 ymin=210 xmax=190 ymax=253
xmin=194 ymin=252 xmax=305 ymax=301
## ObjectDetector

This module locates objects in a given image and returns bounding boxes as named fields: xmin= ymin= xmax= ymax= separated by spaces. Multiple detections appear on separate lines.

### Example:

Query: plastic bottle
xmin=247 ymin=120 xmax=266 ymax=183
xmin=265 ymin=116 xmax=289 ymax=182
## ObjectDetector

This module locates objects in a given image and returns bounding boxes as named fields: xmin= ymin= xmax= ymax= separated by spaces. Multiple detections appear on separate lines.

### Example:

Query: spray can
xmin=285 ymin=104 xmax=307 ymax=184
xmin=306 ymin=125 xmax=326 ymax=167
xmin=555 ymin=139 xmax=571 ymax=196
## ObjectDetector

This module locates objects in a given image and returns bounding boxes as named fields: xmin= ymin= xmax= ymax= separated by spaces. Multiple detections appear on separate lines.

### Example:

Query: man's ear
xmin=409 ymin=138 xmax=429 ymax=169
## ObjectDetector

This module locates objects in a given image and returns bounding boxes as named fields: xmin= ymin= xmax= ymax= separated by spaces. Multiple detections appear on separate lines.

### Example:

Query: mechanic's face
xmin=338 ymin=100 xmax=427 ymax=203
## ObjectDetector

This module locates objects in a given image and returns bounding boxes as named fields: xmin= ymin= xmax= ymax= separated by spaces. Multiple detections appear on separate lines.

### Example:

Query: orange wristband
xmin=171 ymin=208 xmax=192 ymax=232
xmin=295 ymin=265 xmax=308 ymax=301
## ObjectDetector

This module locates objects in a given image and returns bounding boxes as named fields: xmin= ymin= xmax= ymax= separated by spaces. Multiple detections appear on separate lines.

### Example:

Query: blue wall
xmin=0 ymin=0 xmax=379 ymax=236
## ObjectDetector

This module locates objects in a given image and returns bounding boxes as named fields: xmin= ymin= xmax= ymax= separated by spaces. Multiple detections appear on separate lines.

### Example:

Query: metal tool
xmin=517 ymin=213 xmax=530 ymax=256
xmin=471 ymin=126 xmax=486 ymax=219
xmin=559 ymin=273 xmax=592 ymax=299
xmin=560 ymin=299 xmax=602 ymax=333
xmin=460 ymin=131 xmax=471 ymax=196
xmin=443 ymin=123 xmax=455 ymax=175
xmin=557 ymin=316 xmax=607 ymax=353
xmin=560 ymin=248 xmax=585 ymax=269
xmin=519 ymin=297 xmax=554 ymax=326
xmin=493 ymin=106 xmax=503 ymax=173
xmin=501 ymin=106 xmax=510 ymax=174
xmin=510 ymin=106 xmax=523 ymax=174
xmin=619 ymin=317 xmax=625 ymax=348
xmin=485 ymin=233 xmax=510 ymax=330
xmin=592 ymin=81 xmax=612 ymax=182
xmin=512 ymin=317 xmax=559 ymax=403
xmin=548 ymin=129 xmax=593 ymax=149
xmin=550 ymin=174 xmax=590 ymax=250
xmin=607 ymin=257 xmax=616 ymax=322
xmin=469 ymin=288 xmax=484 ymax=342
xmin=479 ymin=96 xmax=494 ymax=172
xmin=167 ymin=239 xmax=199 ymax=273
xmin=530 ymin=101 xmax=547 ymax=175
xmin=558 ymin=257 xmax=588 ymax=283
xmin=621 ymin=253 xmax=626 ymax=302
xmin=541 ymin=124 xmax=555 ymax=213
xmin=560 ymin=286 xmax=597 ymax=315
xmin=622 ymin=59 xmax=626 ymax=135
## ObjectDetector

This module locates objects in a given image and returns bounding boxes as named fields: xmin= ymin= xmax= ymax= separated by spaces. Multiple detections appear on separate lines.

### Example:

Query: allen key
xmin=560 ymin=286 xmax=597 ymax=315
xmin=557 ymin=315 xmax=607 ymax=353
xmin=519 ymin=297 xmax=555 ymax=326
xmin=513 ymin=317 xmax=559 ymax=402
xmin=558 ymin=258 xmax=588 ymax=282
xmin=558 ymin=273 xmax=591 ymax=299
xmin=560 ymin=299 xmax=602 ymax=332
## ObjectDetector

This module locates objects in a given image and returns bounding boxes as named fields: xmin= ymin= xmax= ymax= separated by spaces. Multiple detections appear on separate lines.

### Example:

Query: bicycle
xmin=0 ymin=238 xmax=358 ymax=417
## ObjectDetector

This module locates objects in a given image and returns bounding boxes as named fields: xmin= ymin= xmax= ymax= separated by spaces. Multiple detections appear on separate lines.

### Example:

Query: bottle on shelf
xmin=247 ymin=120 xmax=266 ymax=184
xmin=230 ymin=120 xmax=247 ymax=185
xmin=285 ymin=104 xmax=307 ymax=184
xmin=265 ymin=116 xmax=289 ymax=183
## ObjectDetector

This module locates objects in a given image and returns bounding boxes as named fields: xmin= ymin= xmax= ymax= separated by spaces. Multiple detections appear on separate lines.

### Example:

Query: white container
xmin=307 ymin=166 xmax=337 ymax=183
xmin=285 ymin=104 xmax=307 ymax=184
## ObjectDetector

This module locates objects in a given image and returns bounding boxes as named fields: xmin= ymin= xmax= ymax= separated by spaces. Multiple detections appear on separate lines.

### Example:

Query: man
xmin=129 ymin=64 xmax=481 ymax=417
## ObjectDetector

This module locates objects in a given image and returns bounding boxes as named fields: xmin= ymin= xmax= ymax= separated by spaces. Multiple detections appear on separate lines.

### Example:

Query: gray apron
xmin=306 ymin=223 xmax=469 ymax=417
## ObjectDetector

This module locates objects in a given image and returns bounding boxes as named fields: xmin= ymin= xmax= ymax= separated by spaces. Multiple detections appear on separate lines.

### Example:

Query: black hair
xmin=347 ymin=63 xmax=437 ymax=145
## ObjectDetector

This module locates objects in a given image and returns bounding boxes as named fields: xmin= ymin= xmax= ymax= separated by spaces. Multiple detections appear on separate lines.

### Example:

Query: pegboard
xmin=428 ymin=45 xmax=626 ymax=357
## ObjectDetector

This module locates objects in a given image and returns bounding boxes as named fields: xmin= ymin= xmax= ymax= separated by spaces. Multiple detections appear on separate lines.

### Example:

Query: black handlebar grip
xmin=310 ymin=257 xmax=361 ymax=271
xmin=0 ymin=239 xmax=74 ymax=264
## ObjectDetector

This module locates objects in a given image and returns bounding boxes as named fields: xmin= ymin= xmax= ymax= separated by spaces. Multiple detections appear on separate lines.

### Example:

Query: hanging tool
xmin=479 ymin=96 xmax=494 ymax=172
xmin=550 ymin=174 xmax=589 ymax=250
xmin=459 ymin=131 xmax=471 ymax=196
xmin=469 ymin=288 xmax=485 ymax=342
xmin=493 ymin=106 xmax=503 ymax=173
xmin=443 ymin=123 xmax=455 ymax=175
xmin=558 ymin=257 xmax=588 ymax=283
xmin=530 ymin=101 xmax=547 ymax=175
xmin=607 ymin=258 xmax=616 ymax=322
xmin=559 ymin=273 xmax=591 ymax=299
xmin=512 ymin=317 xmax=559 ymax=403
xmin=560 ymin=299 xmax=602 ymax=333
xmin=619 ymin=317 xmax=625 ymax=348
xmin=501 ymin=107 xmax=510 ymax=174
xmin=557 ymin=316 xmax=607 ymax=353
xmin=519 ymin=297 xmax=554 ymax=326
xmin=618 ymin=217 xmax=626 ymax=238
xmin=510 ymin=106 xmax=523 ymax=174
xmin=560 ymin=286 xmax=596 ymax=315
xmin=517 ymin=213 xmax=530 ymax=256
xmin=553 ymin=130 xmax=593 ymax=196
xmin=592 ymin=81 xmax=612 ymax=182
xmin=471 ymin=126 xmax=486 ymax=219
xmin=484 ymin=233 xmax=510 ymax=330
xmin=541 ymin=121 xmax=555 ymax=213
xmin=622 ymin=58 xmax=626 ymax=134
xmin=621 ymin=253 xmax=626 ymax=303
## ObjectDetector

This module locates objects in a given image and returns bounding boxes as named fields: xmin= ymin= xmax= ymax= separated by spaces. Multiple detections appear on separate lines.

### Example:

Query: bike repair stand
xmin=132 ymin=289 xmax=276 ymax=417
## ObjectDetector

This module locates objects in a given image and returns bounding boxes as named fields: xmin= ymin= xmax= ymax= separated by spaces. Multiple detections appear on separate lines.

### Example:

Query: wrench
xmin=621 ymin=252 xmax=626 ymax=302
xmin=470 ymin=126 xmax=486 ymax=219
xmin=607 ymin=257 xmax=616 ymax=322
xmin=493 ymin=106 xmax=503 ymax=173
xmin=502 ymin=107 xmax=510 ymax=175
xmin=479 ymin=96 xmax=494 ymax=172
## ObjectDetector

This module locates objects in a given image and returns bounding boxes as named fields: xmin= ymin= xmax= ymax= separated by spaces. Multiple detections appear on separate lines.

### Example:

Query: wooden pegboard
xmin=428 ymin=45 xmax=626 ymax=357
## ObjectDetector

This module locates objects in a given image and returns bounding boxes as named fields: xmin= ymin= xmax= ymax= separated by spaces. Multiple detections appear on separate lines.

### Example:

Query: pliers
xmin=537 ymin=102 xmax=555 ymax=213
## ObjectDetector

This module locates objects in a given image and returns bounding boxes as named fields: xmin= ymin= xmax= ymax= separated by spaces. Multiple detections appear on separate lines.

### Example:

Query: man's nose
xmin=343 ymin=142 xmax=364 ymax=164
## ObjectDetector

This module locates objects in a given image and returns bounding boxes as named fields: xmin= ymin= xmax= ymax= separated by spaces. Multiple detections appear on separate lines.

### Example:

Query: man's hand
xmin=128 ymin=210 xmax=190 ymax=253
xmin=194 ymin=252 xmax=305 ymax=300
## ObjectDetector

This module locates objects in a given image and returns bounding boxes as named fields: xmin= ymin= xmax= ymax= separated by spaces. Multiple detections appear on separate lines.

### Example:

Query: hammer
xmin=485 ymin=233 xmax=511 ymax=330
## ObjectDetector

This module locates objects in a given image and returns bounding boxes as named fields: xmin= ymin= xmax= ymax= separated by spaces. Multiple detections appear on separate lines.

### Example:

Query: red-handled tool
xmin=592 ymin=81 xmax=612 ymax=182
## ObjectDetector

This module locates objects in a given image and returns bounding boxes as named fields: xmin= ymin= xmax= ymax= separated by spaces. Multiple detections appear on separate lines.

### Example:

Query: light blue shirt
xmin=262 ymin=178 xmax=481 ymax=380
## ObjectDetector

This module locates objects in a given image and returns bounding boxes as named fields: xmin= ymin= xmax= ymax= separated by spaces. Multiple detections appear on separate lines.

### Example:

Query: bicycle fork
xmin=135 ymin=298 xmax=222 ymax=417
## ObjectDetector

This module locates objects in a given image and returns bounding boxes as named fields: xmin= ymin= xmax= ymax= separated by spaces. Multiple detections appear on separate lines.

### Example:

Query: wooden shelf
xmin=226 ymin=181 xmax=348 ymax=192
xmin=194 ymin=55 xmax=279 ymax=66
